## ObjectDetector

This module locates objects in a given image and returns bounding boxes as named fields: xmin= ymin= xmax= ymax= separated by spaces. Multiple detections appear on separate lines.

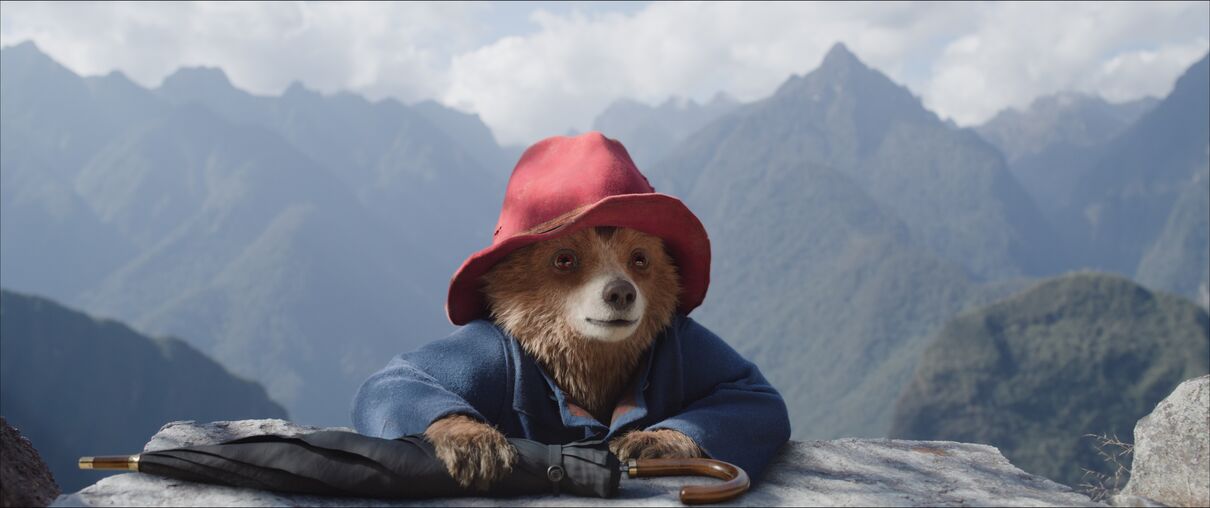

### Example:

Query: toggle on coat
xmin=351 ymin=314 xmax=791 ymax=482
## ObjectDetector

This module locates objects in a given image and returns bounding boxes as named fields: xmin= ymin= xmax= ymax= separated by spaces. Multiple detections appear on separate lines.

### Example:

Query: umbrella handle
xmin=79 ymin=455 xmax=141 ymax=471
xmin=628 ymin=457 xmax=750 ymax=505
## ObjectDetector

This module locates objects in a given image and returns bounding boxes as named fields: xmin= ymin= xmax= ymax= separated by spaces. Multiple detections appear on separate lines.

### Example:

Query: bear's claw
xmin=425 ymin=414 xmax=518 ymax=490
xmin=609 ymin=428 xmax=704 ymax=461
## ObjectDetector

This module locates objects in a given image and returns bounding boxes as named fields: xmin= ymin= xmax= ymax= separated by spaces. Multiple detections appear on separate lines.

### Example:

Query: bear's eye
xmin=552 ymin=249 xmax=578 ymax=272
xmin=630 ymin=249 xmax=649 ymax=270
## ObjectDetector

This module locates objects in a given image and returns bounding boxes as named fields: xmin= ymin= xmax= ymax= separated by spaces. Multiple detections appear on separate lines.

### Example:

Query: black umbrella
xmin=79 ymin=430 xmax=748 ymax=505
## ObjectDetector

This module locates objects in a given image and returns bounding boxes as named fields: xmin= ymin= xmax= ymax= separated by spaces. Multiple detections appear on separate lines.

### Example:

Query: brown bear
xmin=353 ymin=131 xmax=789 ymax=491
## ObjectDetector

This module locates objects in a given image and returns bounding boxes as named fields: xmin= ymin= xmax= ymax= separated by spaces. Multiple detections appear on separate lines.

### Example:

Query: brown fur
xmin=424 ymin=414 xmax=516 ymax=490
xmin=482 ymin=226 xmax=680 ymax=420
xmin=427 ymin=226 xmax=698 ymax=487
xmin=609 ymin=429 xmax=704 ymax=461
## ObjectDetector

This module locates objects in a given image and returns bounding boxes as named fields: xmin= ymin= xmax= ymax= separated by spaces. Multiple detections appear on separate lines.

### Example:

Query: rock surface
xmin=56 ymin=419 xmax=1099 ymax=507
xmin=1121 ymin=375 xmax=1210 ymax=507
xmin=2 ymin=416 xmax=61 ymax=507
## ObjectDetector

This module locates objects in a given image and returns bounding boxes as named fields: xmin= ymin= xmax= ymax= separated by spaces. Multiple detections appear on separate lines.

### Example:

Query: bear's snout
xmin=602 ymin=278 xmax=637 ymax=311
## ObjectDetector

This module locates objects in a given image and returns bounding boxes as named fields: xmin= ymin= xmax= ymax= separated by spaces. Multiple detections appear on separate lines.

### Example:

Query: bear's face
xmin=482 ymin=226 xmax=680 ymax=346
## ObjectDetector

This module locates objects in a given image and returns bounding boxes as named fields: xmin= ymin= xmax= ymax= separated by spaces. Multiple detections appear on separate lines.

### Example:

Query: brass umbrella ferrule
xmin=79 ymin=454 xmax=140 ymax=471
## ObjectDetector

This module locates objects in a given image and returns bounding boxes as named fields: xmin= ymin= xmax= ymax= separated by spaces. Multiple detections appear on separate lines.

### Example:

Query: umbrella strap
xmin=545 ymin=445 xmax=565 ymax=495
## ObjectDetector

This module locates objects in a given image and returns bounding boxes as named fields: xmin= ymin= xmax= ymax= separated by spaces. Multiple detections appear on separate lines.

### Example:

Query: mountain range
xmin=0 ymin=41 xmax=503 ymax=425
xmin=975 ymin=92 xmax=1157 ymax=224
xmin=0 ymin=289 xmax=287 ymax=492
xmin=630 ymin=43 xmax=1206 ymax=440
xmin=975 ymin=56 xmax=1209 ymax=307
xmin=1075 ymin=55 xmax=1210 ymax=303
xmin=1 ymin=38 xmax=1207 ymax=446
xmin=591 ymin=93 xmax=740 ymax=167
xmin=643 ymin=43 xmax=1065 ymax=438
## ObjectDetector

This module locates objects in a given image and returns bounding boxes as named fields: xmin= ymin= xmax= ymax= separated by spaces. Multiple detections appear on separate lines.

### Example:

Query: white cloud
xmin=2 ymin=1 xmax=1206 ymax=145
xmin=444 ymin=1 xmax=1208 ymax=144
xmin=923 ymin=2 xmax=1210 ymax=125
xmin=0 ymin=1 xmax=488 ymax=101
xmin=444 ymin=2 xmax=979 ymax=144
xmin=1088 ymin=42 xmax=1210 ymax=103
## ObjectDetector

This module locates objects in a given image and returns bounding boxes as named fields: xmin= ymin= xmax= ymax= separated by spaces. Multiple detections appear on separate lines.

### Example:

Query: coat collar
xmin=503 ymin=323 xmax=660 ymax=436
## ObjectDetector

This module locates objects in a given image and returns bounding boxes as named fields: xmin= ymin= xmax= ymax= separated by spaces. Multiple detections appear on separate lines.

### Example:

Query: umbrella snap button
xmin=546 ymin=465 xmax=565 ymax=482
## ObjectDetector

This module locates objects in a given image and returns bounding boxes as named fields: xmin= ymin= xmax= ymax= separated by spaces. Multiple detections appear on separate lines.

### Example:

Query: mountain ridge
xmin=645 ymin=42 xmax=1047 ymax=438
xmin=1074 ymin=53 xmax=1210 ymax=299
xmin=890 ymin=272 xmax=1210 ymax=487
xmin=0 ymin=288 xmax=288 ymax=492
xmin=4 ymin=39 xmax=1208 ymax=449
xmin=591 ymin=93 xmax=740 ymax=167
xmin=0 ymin=43 xmax=502 ymax=425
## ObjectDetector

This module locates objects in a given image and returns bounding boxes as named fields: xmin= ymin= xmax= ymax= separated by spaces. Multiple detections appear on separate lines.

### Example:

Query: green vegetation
xmin=890 ymin=273 xmax=1209 ymax=487
xmin=0 ymin=289 xmax=287 ymax=492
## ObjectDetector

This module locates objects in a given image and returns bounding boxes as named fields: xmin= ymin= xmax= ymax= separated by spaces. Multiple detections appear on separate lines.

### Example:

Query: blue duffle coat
xmin=351 ymin=315 xmax=791 ymax=481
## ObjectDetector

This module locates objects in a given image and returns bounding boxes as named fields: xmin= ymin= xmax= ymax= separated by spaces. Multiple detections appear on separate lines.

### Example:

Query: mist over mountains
xmin=655 ymin=44 xmax=1066 ymax=280
xmin=1 ymin=40 xmax=504 ymax=425
xmin=591 ymin=93 xmax=740 ymax=168
xmin=644 ymin=43 xmax=1058 ymax=437
xmin=979 ymin=55 xmax=1210 ymax=306
xmin=2 ymin=36 xmax=1207 ymax=455
xmin=596 ymin=43 xmax=1208 ymax=442
xmin=1077 ymin=55 xmax=1210 ymax=295
xmin=976 ymin=92 xmax=1158 ymax=224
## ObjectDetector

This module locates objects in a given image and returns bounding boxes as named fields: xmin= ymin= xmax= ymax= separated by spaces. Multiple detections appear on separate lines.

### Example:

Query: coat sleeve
xmin=351 ymin=321 xmax=510 ymax=439
xmin=646 ymin=317 xmax=791 ymax=482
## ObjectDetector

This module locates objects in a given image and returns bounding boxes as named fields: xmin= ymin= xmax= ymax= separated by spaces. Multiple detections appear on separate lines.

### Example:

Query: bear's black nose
xmin=602 ymin=279 xmax=637 ymax=311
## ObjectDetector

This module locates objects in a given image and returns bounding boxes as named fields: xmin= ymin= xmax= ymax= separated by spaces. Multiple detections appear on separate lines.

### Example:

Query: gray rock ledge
xmin=1121 ymin=374 xmax=1210 ymax=507
xmin=55 ymin=419 xmax=1099 ymax=507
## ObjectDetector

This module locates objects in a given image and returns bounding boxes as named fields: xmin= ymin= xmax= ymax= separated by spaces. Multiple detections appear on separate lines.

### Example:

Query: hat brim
xmin=446 ymin=193 xmax=710 ymax=325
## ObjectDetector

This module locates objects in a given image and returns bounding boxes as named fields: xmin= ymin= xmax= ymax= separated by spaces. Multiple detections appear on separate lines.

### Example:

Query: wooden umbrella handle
xmin=629 ymin=457 xmax=750 ymax=505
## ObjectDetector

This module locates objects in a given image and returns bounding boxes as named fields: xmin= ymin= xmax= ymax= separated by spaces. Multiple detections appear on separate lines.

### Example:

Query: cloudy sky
xmin=2 ymin=1 xmax=1207 ymax=145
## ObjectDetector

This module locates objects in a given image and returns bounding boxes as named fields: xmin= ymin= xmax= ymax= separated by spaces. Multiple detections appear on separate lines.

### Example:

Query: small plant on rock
xmin=1077 ymin=432 xmax=1133 ymax=502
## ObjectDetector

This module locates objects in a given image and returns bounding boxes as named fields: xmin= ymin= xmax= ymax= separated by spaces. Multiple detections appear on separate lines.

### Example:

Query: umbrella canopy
xmin=80 ymin=430 xmax=747 ymax=504
xmin=82 ymin=431 xmax=617 ymax=499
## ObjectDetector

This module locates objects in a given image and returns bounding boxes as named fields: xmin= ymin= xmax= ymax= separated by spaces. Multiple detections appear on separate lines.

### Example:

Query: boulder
xmin=1121 ymin=375 xmax=1210 ymax=507
xmin=56 ymin=419 xmax=1099 ymax=507
xmin=2 ymin=416 xmax=61 ymax=507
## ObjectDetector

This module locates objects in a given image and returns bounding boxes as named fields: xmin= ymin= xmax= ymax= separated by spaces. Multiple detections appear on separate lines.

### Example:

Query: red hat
xmin=446 ymin=131 xmax=711 ymax=325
